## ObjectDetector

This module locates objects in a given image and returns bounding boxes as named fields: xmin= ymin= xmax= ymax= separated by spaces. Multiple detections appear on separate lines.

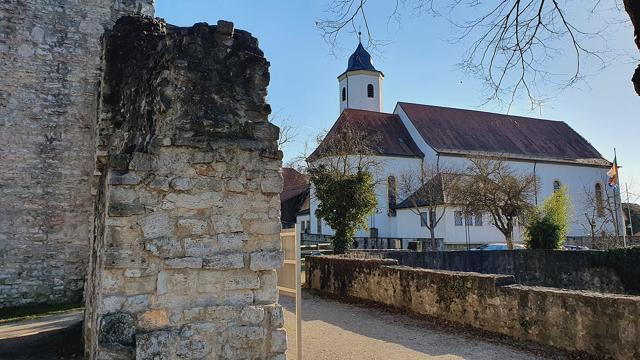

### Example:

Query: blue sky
xmin=156 ymin=1 xmax=640 ymax=199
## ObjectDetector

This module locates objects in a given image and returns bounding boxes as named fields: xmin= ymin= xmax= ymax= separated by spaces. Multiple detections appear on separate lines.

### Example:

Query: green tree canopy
xmin=310 ymin=166 xmax=377 ymax=254
xmin=526 ymin=186 xmax=573 ymax=249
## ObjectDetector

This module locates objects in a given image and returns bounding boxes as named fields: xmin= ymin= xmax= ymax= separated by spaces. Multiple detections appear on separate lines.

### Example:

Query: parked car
xmin=563 ymin=244 xmax=589 ymax=251
xmin=471 ymin=243 xmax=526 ymax=251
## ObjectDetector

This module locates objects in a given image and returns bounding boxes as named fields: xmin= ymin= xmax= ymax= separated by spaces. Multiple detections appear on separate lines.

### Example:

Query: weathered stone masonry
xmin=307 ymin=256 xmax=640 ymax=360
xmin=0 ymin=0 xmax=153 ymax=308
xmin=84 ymin=16 xmax=286 ymax=359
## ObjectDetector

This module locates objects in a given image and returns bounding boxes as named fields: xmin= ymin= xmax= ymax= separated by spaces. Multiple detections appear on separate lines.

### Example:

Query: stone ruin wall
xmin=84 ymin=16 xmax=286 ymax=359
xmin=0 ymin=0 xmax=154 ymax=309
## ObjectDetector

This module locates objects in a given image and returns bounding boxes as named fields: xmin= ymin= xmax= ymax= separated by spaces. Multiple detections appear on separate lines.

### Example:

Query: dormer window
xmin=342 ymin=87 xmax=346 ymax=102
xmin=367 ymin=84 xmax=374 ymax=98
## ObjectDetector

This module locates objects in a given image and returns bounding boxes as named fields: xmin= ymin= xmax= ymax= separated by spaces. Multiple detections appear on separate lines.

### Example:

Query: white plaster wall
xmin=396 ymin=208 xmax=525 ymax=245
xmin=296 ymin=213 xmax=311 ymax=239
xmin=436 ymin=155 xmax=618 ymax=236
xmin=339 ymin=72 xmax=383 ymax=112
xmin=309 ymin=155 xmax=422 ymax=238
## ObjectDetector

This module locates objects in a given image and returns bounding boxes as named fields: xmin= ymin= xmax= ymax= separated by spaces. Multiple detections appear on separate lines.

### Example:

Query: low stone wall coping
xmin=307 ymin=255 xmax=640 ymax=359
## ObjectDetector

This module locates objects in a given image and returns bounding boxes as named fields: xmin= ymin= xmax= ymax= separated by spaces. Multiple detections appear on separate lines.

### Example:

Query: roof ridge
xmin=397 ymin=101 xmax=565 ymax=124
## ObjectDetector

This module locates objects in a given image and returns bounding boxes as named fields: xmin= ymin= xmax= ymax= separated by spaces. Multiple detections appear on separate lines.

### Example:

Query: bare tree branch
xmin=316 ymin=0 xmax=635 ymax=107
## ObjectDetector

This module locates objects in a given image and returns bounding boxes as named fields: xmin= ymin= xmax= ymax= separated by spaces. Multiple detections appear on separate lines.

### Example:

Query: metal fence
xmin=302 ymin=233 xmax=640 ymax=251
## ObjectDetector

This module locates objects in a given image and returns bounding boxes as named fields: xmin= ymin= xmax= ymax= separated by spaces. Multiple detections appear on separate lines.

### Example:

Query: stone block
xmin=227 ymin=326 xmax=266 ymax=348
xmin=225 ymin=272 xmax=260 ymax=290
xmin=223 ymin=290 xmax=254 ymax=306
xmin=144 ymin=236 xmax=182 ymax=258
xmin=270 ymin=328 xmax=287 ymax=353
xmin=261 ymin=173 xmax=283 ymax=194
xmin=218 ymin=232 xmax=248 ymax=251
xmin=149 ymin=176 xmax=171 ymax=191
xmin=267 ymin=305 xmax=284 ymax=328
xmin=129 ymin=152 xmax=155 ymax=171
xmin=254 ymin=270 xmax=278 ymax=305
xmin=190 ymin=152 xmax=215 ymax=164
xmin=216 ymin=20 xmax=234 ymax=36
xmin=137 ymin=309 xmax=170 ymax=330
xmin=124 ymin=294 xmax=150 ymax=313
xmin=250 ymin=251 xmax=283 ymax=271
xmin=203 ymin=253 xmax=244 ymax=270
xmin=165 ymin=192 xmax=221 ymax=209
xmin=101 ymin=296 xmax=126 ymax=314
xmin=183 ymin=305 xmax=238 ymax=322
xmin=99 ymin=313 xmax=135 ymax=347
xmin=241 ymin=306 xmax=265 ymax=325
xmin=170 ymin=177 xmax=193 ymax=191
xmin=164 ymin=257 xmax=203 ymax=269
xmin=138 ymin=212 xmax=172 ymax=239
xmin=123 ymin=276 xmax=156 ymax=295
xmin=248 ymin=221 xmax=280 ymax=236
xmin=176 ymin=338 xmax=210 ymax=359
xmin=176 ymin=219 xmax=208 ymax=236
xmin=184 ymin=237 xmax=217 ymax=257
xmin=136 ymin=330 xmax=175 ymax=360
xmin=109 ymin=171 xmax=142 ymax=185
xmin=164 ymin=271 xmax=197 ymax=295
xmin=195 ymin=270 xmax=224 ymax=293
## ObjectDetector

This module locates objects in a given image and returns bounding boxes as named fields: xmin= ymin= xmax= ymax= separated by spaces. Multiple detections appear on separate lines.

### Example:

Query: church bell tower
xmin=338 ymin=40 xmax=384 ymax=113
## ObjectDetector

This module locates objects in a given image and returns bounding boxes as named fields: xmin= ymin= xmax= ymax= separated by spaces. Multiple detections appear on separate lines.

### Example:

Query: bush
xmin=525 ymin=213 xmax=562 ymax=249
xmin=525 ymin=186 xmax=572 ymax=249
xmin=310 ymin=166 xmax=377 ymax=254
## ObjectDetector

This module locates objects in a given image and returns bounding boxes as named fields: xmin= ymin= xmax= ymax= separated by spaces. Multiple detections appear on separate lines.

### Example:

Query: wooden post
xmin=295 ymin=224 xmax=302 ymax=359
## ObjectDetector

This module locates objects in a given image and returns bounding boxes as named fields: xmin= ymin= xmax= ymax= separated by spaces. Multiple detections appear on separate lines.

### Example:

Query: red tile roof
xmin=398 ymin=102 xmax=609 ymax=166
xmin=310 ymin=109 xmax=423 ymax=160
xmin=281 ymin=168 xmax=309 ymax=203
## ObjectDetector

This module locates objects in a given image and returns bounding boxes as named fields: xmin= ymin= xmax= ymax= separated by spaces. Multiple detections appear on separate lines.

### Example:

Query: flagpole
xmin=626 ymin=183 xmax=634 ymax=237
xmin=614 ymin=148 xmax=627 ymax=247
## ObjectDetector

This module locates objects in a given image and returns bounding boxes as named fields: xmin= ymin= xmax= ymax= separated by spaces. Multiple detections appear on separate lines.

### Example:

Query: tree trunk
xmin=504 ymin=221 xmax=514 ymax=250
xmin=623 ymin=0 xmax=640 ymax=95
xmin=429 ymin=227 xmax=437 ymax=251
xmin=332 ymin=229 xmax=350 ymax=254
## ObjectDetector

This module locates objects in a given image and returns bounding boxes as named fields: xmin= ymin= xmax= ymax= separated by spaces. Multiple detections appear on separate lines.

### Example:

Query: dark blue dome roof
xmin=339 ymin=42 xmax=382 ymax=77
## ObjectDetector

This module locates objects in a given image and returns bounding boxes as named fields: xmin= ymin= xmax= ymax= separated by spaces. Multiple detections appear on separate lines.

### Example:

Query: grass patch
xmin=0 ymin=302 xmax=84 ymax=324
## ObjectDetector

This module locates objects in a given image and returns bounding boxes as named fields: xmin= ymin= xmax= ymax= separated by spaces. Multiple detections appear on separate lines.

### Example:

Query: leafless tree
xmin=269 ymin=114 xmax=299 ymax=150
xmin=398 ymin=161 xmax=459 ymax=249
xmin=449 ymin=157 xmax=538 ymax=249
xmin=316 ymin=0 xmax=640 ymax=107
xmin=579 ymin=180 xmax=624 ymax=249
xmin=308 ymin=119 xmax=382 ymax=176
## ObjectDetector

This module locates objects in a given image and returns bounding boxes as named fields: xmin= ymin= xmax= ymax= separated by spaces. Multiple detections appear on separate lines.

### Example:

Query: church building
xmin=305 ymin=42 xmax=619 ymax=249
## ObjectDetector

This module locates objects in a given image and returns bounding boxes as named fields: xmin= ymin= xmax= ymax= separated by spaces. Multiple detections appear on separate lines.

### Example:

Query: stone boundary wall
xmin=307 ymin=256 xmax=640 ymax=360
xmin=0 ymin=0 xmax=153 ymax=309
xmin=349 ymin=248 xmax=640 ymax=295
xmin=84 ymin=16 xmax=286 ymax=359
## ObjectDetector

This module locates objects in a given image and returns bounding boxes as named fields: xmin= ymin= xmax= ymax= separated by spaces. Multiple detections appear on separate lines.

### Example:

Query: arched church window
xmin=342 ymin=87 xmax=346 ymax=102
xmin=553 ymin=180 xmax=561 ymax=192
xmin=595 ymin=183 xmax=604 ymax=217
xmin=388 ymin=176 xmax=397 ymax=216
xmin=367 ymin=84 xmax=374 ymax=98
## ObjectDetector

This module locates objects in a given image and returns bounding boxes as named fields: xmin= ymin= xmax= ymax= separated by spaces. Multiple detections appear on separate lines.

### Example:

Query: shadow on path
xmin=281 ymin=291 xmax=583 ymax=360
xmin=0 ymin=310 xmax=83 ymax=360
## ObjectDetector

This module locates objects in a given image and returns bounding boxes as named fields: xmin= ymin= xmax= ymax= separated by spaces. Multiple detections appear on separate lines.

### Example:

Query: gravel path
xmin=281 ymin=292 xmax=560 ymax=360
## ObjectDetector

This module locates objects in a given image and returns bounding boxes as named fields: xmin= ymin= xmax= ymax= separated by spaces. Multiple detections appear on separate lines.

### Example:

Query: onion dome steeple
xmin=338 ymin=39 xmax=384 ymax=113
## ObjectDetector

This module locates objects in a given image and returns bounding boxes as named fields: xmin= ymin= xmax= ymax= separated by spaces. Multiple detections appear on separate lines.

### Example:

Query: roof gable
xmin=398 ymin=102 xmax=608 ymax=166
xmin=310 ymin=109 xmax=423 ymax=160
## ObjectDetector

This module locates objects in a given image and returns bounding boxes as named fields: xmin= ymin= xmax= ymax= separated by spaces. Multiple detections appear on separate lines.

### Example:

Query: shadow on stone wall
xmin=350 ymin=248 xmax=640 ymax=295
xmin=306 ymin=255 xmax=640 ymax=360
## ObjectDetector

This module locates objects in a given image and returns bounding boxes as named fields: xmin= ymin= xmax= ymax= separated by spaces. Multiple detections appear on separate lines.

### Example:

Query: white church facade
xmin=304 ymin=42 xmax=620 ymax=249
